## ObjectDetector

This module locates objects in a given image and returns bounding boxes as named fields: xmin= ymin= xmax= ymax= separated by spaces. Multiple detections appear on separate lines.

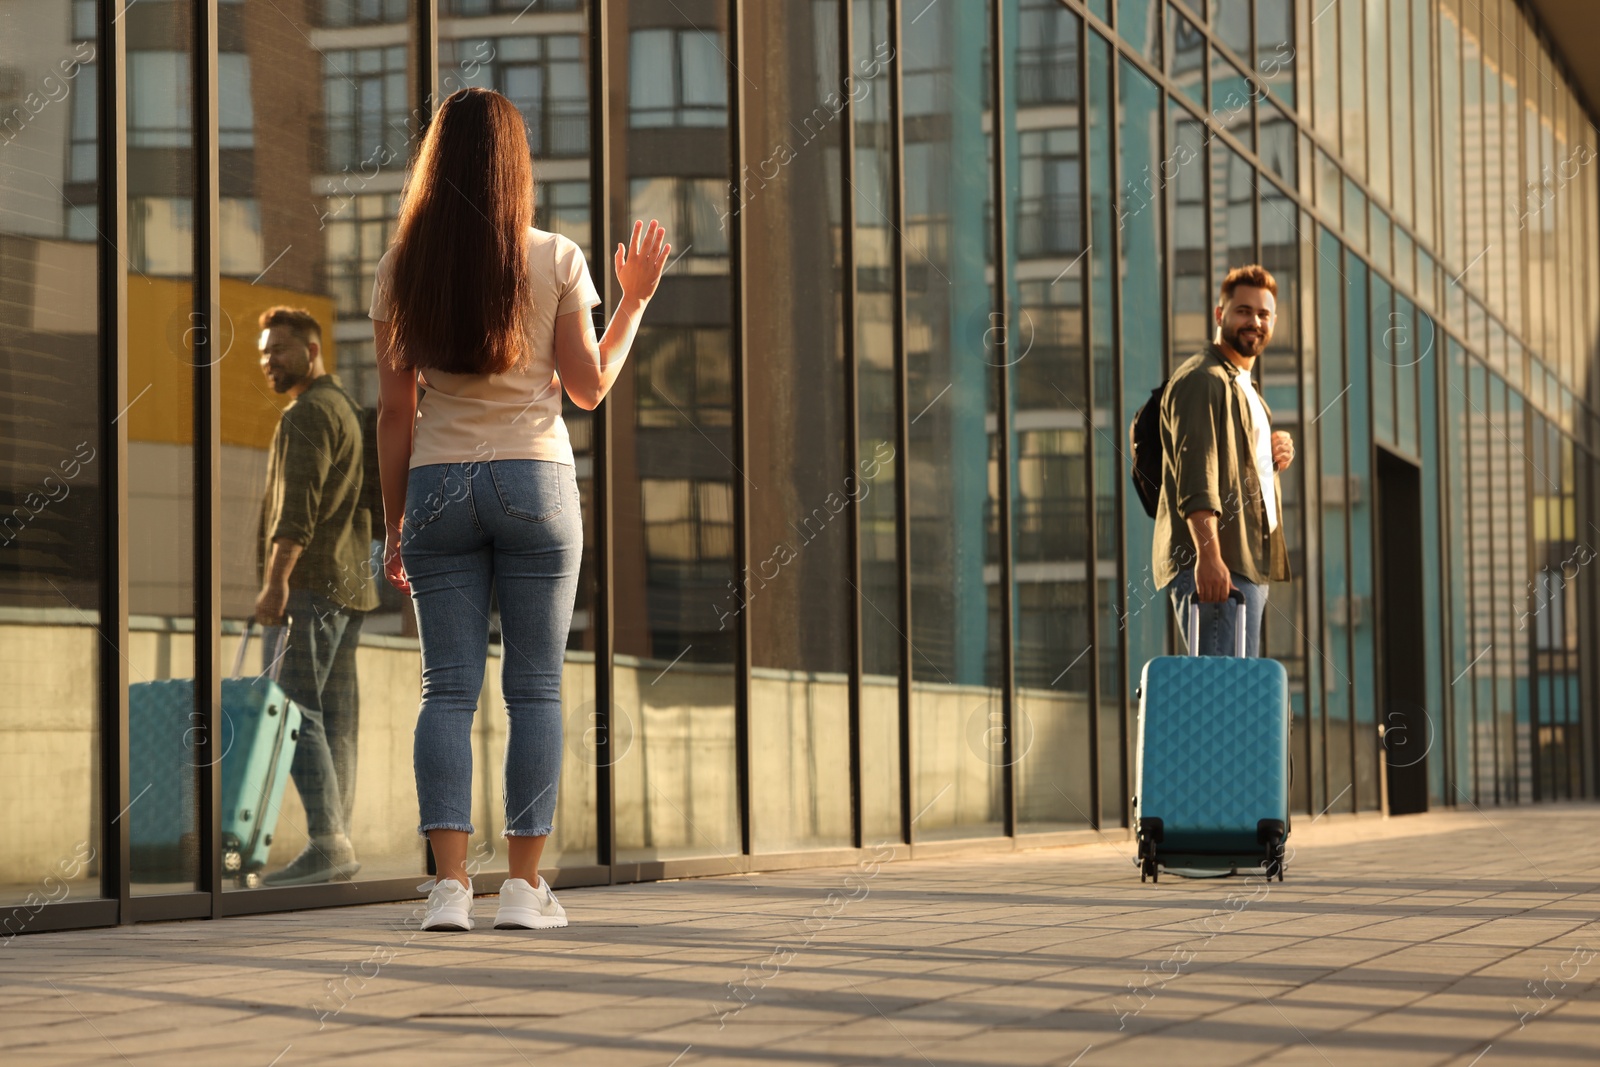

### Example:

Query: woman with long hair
xmin=369 ymin=87 xmax=668 ymax=931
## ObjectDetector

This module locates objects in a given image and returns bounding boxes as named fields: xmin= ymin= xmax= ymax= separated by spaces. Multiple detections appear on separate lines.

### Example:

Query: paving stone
xmin=6 ymin=807 xmax=1600 ymax=1064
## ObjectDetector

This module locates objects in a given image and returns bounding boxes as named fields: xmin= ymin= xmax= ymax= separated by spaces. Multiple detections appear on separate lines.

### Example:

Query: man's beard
xmin=1224 ymin=322 xmax=1267 ymax=358
xmin=267 ymin=366 xmax=307 ymax=393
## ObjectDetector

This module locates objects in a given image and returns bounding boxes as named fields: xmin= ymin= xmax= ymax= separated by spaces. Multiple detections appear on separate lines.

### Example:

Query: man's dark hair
xmin=259 ymin=306 xmax=322 ymax=349
xmin=1217 ymin=264 xmax=1278 ymax=307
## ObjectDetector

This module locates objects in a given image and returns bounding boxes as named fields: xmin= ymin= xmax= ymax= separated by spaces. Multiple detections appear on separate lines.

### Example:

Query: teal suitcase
xmin=128 ymin=626 xmax=303 ymax=886
xmin=1133 ymin=591 xmax=1290 ymax=882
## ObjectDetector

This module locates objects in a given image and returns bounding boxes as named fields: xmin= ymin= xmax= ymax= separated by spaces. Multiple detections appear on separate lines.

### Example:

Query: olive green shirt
xmin=1151 ymin=344 xmax=1292 ymax=590
xmin=256 ymin=374 xmax=380 ymax=613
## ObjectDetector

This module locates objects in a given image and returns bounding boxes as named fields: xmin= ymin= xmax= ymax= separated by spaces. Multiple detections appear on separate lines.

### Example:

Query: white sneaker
xmin=493 ymin=876 xmax=567 ymax=930
xmin=418 ymin=877 xmax=474 ymax=931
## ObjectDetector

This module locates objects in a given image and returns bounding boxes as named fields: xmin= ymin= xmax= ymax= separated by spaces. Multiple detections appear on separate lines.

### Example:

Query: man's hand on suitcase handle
xmin=1184 ymin=509 xmax=1237 ymax=603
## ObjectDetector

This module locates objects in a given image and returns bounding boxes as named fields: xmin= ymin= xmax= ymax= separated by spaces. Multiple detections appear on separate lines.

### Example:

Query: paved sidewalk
xmin=4 ymin=806 xmax=1599 ymax=1066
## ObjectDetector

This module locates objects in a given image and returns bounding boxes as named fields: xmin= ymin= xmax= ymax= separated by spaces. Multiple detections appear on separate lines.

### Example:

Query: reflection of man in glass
xmin=254 ymin=307 xmax=379 ymax=885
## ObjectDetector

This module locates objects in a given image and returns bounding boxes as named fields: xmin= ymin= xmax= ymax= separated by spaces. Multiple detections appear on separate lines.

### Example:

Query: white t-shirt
xmin=368 ymin=227 xmax=601 ymax=469
xmin=1235 ymin=368 xmax=1278 ymax=532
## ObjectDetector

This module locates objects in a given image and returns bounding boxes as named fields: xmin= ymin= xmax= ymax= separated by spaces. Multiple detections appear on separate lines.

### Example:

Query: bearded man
xmin=1152 ymin=265 xmax=1296 ymax=657
xmin=254 ymin=306 xmax=378 ymax=884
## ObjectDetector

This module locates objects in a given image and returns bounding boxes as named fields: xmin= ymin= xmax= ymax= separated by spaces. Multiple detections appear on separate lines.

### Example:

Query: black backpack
xmin=1128 ymin=379 xmax=1168 ymax=519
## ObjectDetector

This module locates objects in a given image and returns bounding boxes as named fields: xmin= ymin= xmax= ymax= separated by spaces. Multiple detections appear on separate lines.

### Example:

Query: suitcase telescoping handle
xmin=1187 ymin=588 xmax=1249 ymax=658
xmin=229 ymin=618 xmax=288 ymax=682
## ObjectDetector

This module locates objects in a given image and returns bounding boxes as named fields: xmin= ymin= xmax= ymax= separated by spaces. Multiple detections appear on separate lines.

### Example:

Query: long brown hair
xmin=383 ymin=88 xmax=535 ymax=375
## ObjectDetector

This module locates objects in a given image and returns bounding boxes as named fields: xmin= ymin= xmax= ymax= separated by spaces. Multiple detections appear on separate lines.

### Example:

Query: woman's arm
xmin=555 ymin=219 xmax=669 ymax=410
xmin=373 ymin=320 xmax=417 ymax=590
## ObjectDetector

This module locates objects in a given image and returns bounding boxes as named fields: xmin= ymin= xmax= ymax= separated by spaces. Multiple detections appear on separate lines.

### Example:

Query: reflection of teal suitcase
xmin=1133 ymin=592 xmax=1290 ymax=882
xmin=128 ymin=626 xmax=302 ymax=886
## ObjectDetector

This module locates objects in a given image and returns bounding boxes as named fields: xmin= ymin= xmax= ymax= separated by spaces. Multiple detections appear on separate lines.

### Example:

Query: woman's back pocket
xmin=490 ymin=460 xmax=564 ymax=523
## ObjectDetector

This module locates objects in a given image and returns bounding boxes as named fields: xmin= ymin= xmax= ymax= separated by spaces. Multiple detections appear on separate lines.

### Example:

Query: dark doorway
xmin=1376 ymin=449 xmax=1429 ymax=814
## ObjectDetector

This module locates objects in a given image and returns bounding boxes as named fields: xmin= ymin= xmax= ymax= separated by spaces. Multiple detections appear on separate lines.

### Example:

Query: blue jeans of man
xmin=401 ymin=459 xmax=582 ymax=839
xmin=1167 ymin=569 xmax=1268 ymax=657
xmin=281 ymin=589 xmax=366 ymax=840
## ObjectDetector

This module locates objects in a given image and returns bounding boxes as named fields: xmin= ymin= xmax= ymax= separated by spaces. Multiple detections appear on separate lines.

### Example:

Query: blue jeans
xmin=280 ymin=590 xmax=365 ymax=840
xmin=1167 ymin=569 xmax=1268 ymax=658
xmin=401 ymin=460 xmax=582 ymax=838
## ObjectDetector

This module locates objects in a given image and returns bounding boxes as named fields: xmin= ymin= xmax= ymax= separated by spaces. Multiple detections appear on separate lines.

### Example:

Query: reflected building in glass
xmin=2 ymin=0 xmax=1598 ymax=928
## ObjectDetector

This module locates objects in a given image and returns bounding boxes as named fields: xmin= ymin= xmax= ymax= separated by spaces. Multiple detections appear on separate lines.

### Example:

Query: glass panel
xmin=1439 ymin=0 xmax=1462 ymax=273
xmin=1119 ymin=0 xmax=1163 ymax=65
xmin=1210 ymin=49 xmax=1252 ymax=152
xmin=1317 ymin=227 xmax=1352 ymax=814
xmin=852 ymin=0 xmax=901 ymax=845
xmin=1167 ymin=3 xmax=1205 ymax=110
xmin=1446 ymin=340 xmax=1472 ymax=801
xmin=1372 ymin=277 xmax=1394 ymax=448
xmin=1119 ymin=58 xmax=1166 ymax=802
xmin=1260 ymin=97 xmax=1296 ymax=187
xmin=1213 ymin=145 xmax=1254 ymax=298
xmin=1255 ymin=0 xmax=1294 ymax=108
xmin=1364 ymin=0 xmax=1388 ymax=203
xmin=1394 ymin=227 xmax=1414 ymax=296
xmin=1506 ymin=389 xmax=1530 ymax=803
xmin=1089 ymin=32 xmax=1124 ymax=830
xmin=1210 ymin=0 xmax=1249 ymax=59
xmin=1528 ymin=418 xmax=1548 ymax=794
xmin=1338 ymin=0 xmax=1364 ymax=180
xmin=613 ymin=0 xmax=740 ymax=864
xmin=1368 ymin=202 xmax=1390 ymax=277
xmin=1416 ymin=309 xmax=1444 ymax=805
xmin=125 ymin=0 xmax=199 ymax=894
xmin=903 ymin=0 xmax=1002 ymax=840
xmin=1260 ymin=181 xmax=1304 ymax=803
xmin=1345 ymin=250 xmax=1377 ymax=812
xmin=1461 ymin=1 xmax=1484 ymax=311
xmin=1408 ymin=0 xmax=1430 ymax=245
xmin=1169 ymin=97 xmax=1209 ymax=365
xmin=1314 ymin=147 xmax=1340 ymax=226
xmin=1010 ymin=4 xmax=1091 ymax=834
xmin=741 ymin=0 xmax=852 ymax=853
xmin=1468 ymin=361 xmax=1493 ymax=801
xmin=1395 ymin=296 xmax=1419 ymax=457
xmin=1342 ymin=176 xmax=1365 ymax=254
xmin=0 ymin=0 xmax=105 ymax=907
xmin=1481 ymin=0 xmax=1505 ymax=321
xmin=1489 ymin=374 xmax=1513 ymax=803
xmin=1310 ymin=0 xmax=1338 ymax=140
xmin=1559 ymin=436 xmax=1580 ymax=797
xmin=1388 ymin=0 xmax=1412 ymax=228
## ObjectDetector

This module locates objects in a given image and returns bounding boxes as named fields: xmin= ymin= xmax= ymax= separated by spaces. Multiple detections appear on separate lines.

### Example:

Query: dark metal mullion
xmin=1307 ymin=216 xmax=1329 ymax=815
xmin=1473 ymin=1 xmax=1502 ymax=810
xmin=989 ymin=0 xmax=1016 ymax=839
xmin=840 ymin=0 xmax=864 ymax=851
xmin=1339 ymin=249 xmax=1356 ymax=814
xmin=1296 ymin=209 xmax=1316 ymax=816
xmin=1431 ymin=0 xmax=1462 ymax=809
xmin=888 ymin=0 xmax=913 ymax=847
xmin=194 ymin=0 xmax=222 ymax=912
xmin=1525 ymin=412 xmax=1540 ymax=802
xmin=1107 ymin=31 xmax=1131 ymax=829
xmin=1078 ymin=16 xmax=1102 ymax=831
xmin=587 ymin=0 xmax=615 ymax=876
xmin=103 ymin=0 xmax=131 ymax=920
xmin=728 ymin=0 xmax=752 ymax=858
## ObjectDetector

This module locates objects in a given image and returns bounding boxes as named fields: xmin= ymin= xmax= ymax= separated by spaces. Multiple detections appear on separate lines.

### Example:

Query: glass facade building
xmin=2 ymin=0 xmax=1595 ymax=929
